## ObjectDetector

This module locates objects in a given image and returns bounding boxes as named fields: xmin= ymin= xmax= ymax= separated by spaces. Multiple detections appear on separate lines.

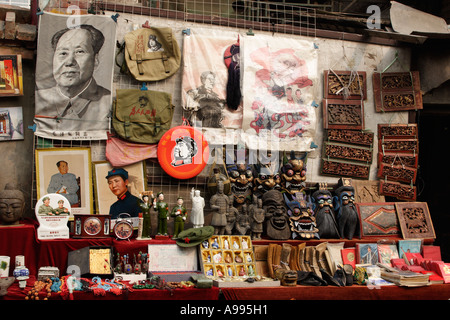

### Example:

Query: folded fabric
xmin=106 ymin=134 xmax=157 ymax=167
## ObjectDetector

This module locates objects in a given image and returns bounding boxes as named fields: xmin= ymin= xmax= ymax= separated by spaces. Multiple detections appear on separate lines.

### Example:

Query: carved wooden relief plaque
xmin=378 ymin=152 xmax=418 ymax=169
xmin=378 ymin=124 xmax=418 ymax=140
xmin=356 ymin=202 xmax=400 ymax=238
xmin=395 ymin=202 xmax=435 ymax=240
xmin=324 ymin=70 xmax=367 ymax=100
xmin=379 ymin=139 xmax=418 ymax=154
xmin=353 ymin=180 xmax=385 ymax=203
xmin=377 ymin=163 xmax=417 ymax=184
xmin=379 ymin=180 xmax=416 ymax=201
xmin=324 ymin=142 xmax=373 ymax=164
xmin=326 ymin=129 xmax=374 ymax=146
xmin=323 ymin=99 xmax=364 ymax=130
xmin=321 ymin=159 xmax=370 ymax=179
xmin=373 ymin=71 xmax=423 ymax=112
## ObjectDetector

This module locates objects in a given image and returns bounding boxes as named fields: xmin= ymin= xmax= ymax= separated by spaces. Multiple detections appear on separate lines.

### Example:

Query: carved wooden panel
xmin=323 ymin=99 xmax=364 ymax=130
xmin=324 ymin=70 xmax=367 ymax=100
xmin=326 ymin=129 xmax=374 ymax=146
xmin=378 ymin=152 xmax=418 ymax=169
xmin=377 ymin=163 xmax=417 ymax=184
xmin=323 ymin=142 xmax=373 ymax=164
xmin=356 ymin=202 xmax=400 ymax=238
xmin=353 ymin=180 xmax=385 ymax=203
xmin=373 ymin=71 xmax=423 ymax=112
xmin=321 ymin=159 xmax=370 ymax=179
xmin=378 ymin=124 xmax=418 ymax=140
xmin=395 ymin=202 xmax=435 ymax=240
xmin=379 ymin=138 xmax=418 ymax=154
xmin=379 ymin=180 xmax=416 ymax=201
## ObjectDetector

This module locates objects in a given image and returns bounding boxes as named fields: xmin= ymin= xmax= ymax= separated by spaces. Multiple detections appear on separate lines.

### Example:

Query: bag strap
xmin=136 ymin=34 xmax=145 ymax=75
xmin=161 ymin=52 xmax=170 ymax=74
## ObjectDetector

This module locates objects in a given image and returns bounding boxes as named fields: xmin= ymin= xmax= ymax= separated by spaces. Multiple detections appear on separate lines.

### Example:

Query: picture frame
xmin=35 ymin=147 xmax=93 ymax=217
xmin=395 ymin=202 xmax=436 ymax=240
xmin=0 ymin=55 xmax=23 ymax=96
xmin=0 ymin=106 xmax=24 ymax=141
xmin=92 ymin=161 xmax=147 ymax=215
xmin=356 ymin=243 xmax=379 ymax=265
xmin=377 ymin=243 xmax=399 ymax=266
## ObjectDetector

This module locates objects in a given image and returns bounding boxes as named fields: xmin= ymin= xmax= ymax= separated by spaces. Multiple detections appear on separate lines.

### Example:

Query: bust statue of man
xmin=0 ymin=183 xmax=25 ymax=225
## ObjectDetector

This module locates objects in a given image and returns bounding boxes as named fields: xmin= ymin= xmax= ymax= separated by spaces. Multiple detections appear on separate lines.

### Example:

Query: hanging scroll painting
xmin=181 ymin=28 xmax=243 ymax=135
xmin=242 ymin=34 xmax=318 ymax=151
xmin=34 ymin=13 xmax=116 ymax=140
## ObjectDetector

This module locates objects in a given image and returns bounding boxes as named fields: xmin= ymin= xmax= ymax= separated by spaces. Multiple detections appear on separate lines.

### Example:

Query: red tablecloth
xmin=0 ymin=219 xmax=39 ymax=276
xmin=221 ymin=283 xmax=450 ymax=300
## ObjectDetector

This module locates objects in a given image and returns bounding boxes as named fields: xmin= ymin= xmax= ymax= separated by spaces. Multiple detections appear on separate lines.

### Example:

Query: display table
xmin=2 ymin=222 xmax=449 ymax=301
xmin=221 ymin=283 xmax=450 ymax=300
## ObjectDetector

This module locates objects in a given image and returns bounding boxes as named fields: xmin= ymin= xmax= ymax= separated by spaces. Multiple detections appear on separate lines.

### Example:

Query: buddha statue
xmin=0 ymin=183 xmax=25 ymax=225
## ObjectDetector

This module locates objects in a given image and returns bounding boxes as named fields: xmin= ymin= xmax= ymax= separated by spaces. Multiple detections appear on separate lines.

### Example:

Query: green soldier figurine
xmin=171 ymin=197 xmax=187 ymax=238
xmin=138 ymin=191 xmax=153 ymax=239
xmin=153 ymin=192 xmax=169 ymax=236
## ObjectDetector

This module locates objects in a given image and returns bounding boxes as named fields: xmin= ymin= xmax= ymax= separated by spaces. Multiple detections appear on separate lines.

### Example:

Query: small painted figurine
xmin=153 ymin=192 xmax=169 ymax=236
xmin=190 ymin=188 xmax=205 ymax=228
xmin=249 ymin=196 xmax=265 ymax=240
xmin=138 ymin=191 xmax=153 ymax=238
xmin=210 ymin=181 xmax=229 ymax=235
xmin=235 ymin=204 xmax=251 ymax=235
xmin=171 ymin=197 xmax=187 ymax=238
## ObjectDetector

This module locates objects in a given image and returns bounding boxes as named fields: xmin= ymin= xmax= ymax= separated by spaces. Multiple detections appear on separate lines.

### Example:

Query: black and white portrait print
xmin=34 ymin=13 xmax=116 ymax=140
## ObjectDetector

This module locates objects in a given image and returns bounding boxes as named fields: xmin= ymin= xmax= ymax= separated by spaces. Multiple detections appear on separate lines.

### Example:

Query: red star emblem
xmin=184 ymin=237 xmax=190 ymax=243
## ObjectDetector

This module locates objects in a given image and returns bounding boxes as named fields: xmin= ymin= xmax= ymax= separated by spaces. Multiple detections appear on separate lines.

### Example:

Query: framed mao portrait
xmin=35 ymin=147 xmax=93 ymax=216
xmin=92 ymin=161 xmax=147 ymax=215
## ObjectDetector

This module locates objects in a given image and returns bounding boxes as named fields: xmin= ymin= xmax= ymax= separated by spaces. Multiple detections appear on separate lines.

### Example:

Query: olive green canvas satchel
xmin=124 ymin=27 xmax=181 ymax=81
xmin=112 ymin=89 xmax=174 ymax=144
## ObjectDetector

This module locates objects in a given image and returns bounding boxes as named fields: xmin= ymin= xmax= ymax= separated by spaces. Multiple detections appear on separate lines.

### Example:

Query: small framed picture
xmin=35 ymin=147 xmax=93 ymax=216
xmin=92 ymin=161 xmax=147 ymax=215
xmin=0 ymin=106 xmax=24 ymax=141
xmin=0 ymin=55 xmax=23 ymax=96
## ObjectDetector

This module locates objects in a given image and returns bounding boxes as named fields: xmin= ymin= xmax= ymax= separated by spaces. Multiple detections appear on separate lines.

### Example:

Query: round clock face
xmin=114 ymin=221 xmax=133 ymax=240
xmin=84 ymin=217 xmax=102 ymax=236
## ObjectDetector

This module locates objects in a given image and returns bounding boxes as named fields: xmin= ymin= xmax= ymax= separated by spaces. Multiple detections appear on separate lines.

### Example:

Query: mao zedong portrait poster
xmin=34 ymin=13 xmax=116 ymax=140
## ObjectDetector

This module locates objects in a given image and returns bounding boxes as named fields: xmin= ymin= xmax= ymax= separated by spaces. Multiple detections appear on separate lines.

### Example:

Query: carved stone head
xmin=0 ymin=183 xmax=25 ymax=225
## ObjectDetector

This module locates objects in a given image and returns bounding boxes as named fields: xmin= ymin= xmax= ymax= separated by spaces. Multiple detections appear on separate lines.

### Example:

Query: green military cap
xmin=175 ymin=226 xmax=214 ymax=248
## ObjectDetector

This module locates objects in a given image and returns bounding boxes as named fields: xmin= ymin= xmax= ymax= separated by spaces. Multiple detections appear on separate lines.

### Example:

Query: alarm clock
xmin=73 ymin=215 xmax=111 ymax=238
xmin=113 ymin=213 xmax=134 ymax=240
